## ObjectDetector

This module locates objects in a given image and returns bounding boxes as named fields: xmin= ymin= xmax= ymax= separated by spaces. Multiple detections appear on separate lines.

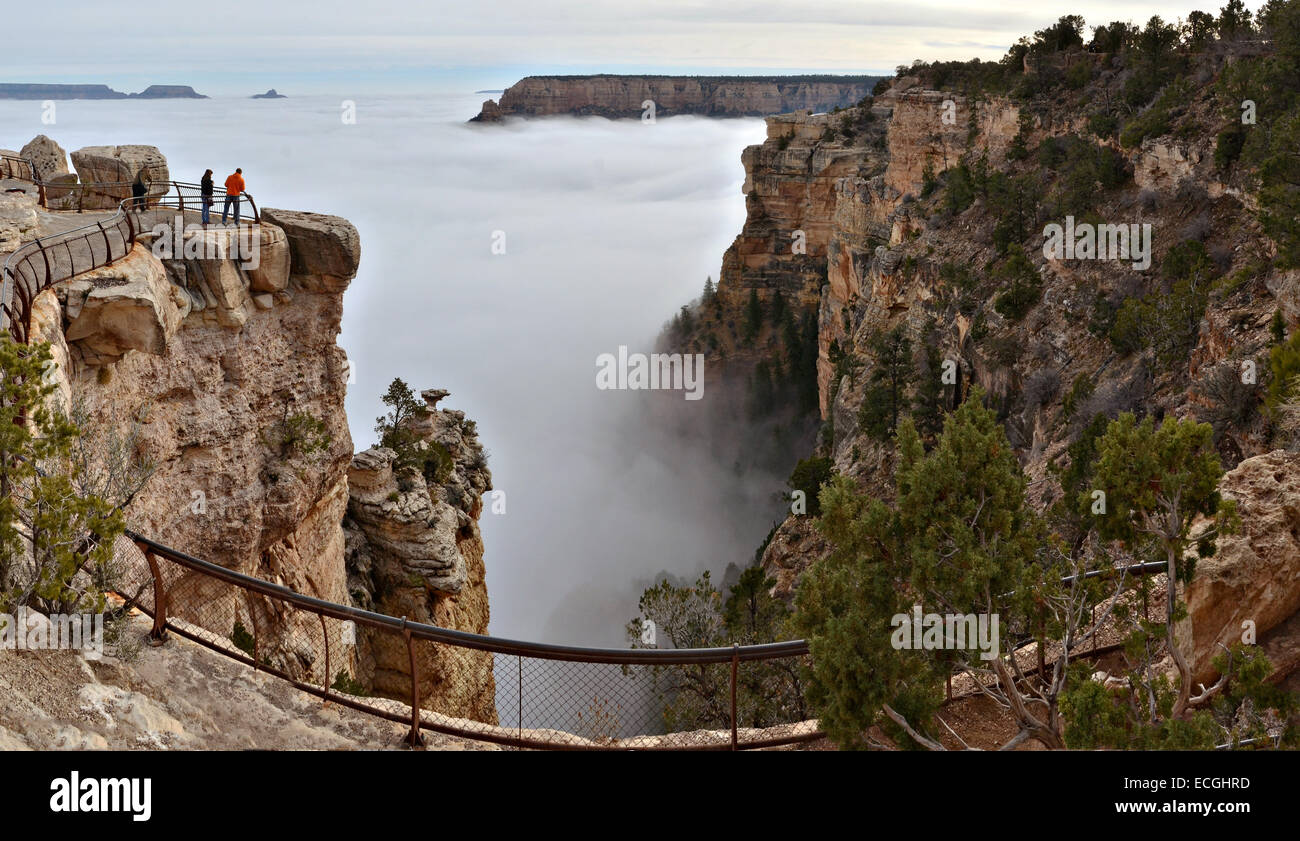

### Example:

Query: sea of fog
xmin=0 ymin=93 xmax=784 ymax=645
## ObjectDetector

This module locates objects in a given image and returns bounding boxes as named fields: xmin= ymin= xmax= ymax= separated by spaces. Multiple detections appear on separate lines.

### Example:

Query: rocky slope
xmin=0 ymin=612 xmax=486 ymax=750
xmin=666 ymin=34 xmax=1300 ymax=687
xmin=472 ymin=74 xmax=879 ymax=121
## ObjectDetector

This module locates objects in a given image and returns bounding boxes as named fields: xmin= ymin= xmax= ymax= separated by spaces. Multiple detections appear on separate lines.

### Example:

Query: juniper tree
xmin=0 ymin=337 xmax=123 ymax=614
xmin=799 ymin=392 xmax=1089 ymax=749
xmin=1090 ymin=413 xmax=1238 ymax=719
xmin=374 ymin=378 xmax=430 ymax=474
xmin=858 ymin=324 xmax=913 ymax=439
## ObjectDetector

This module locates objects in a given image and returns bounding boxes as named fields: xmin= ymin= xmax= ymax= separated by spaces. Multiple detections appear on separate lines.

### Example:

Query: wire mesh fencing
xmin=113 ymin=532 xmax=821 ymax=750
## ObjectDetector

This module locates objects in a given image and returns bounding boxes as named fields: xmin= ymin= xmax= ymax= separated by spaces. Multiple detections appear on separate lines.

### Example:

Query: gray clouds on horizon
xmin=4 ymin=0 xmax=1264 ymax=94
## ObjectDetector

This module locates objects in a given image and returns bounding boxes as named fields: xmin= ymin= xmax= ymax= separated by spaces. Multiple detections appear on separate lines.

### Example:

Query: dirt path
xmin=0 ymin=612 xmax=493 ymax=751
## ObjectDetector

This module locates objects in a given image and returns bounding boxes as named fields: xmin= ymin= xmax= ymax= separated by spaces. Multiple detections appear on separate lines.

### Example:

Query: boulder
xmin=1176 ymin=450 xmax=1300 ymax=685
xmin=259 ymin=208 xmax=360 ymax=292
xmin=20 ymin=134 xmax=69 ymax=181
xmin=179 ymin=253 xmax=249 ymax=328
xmin=41 ymin=172 xmax=80 ymax=205
xmin=62 ymin=246 xmax=181 ymax=361
xmin=69 ymin=145 xmax=168 ymax=207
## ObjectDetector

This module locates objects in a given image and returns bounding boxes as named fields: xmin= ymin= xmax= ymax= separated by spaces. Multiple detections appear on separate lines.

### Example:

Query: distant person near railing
xmin=131 ymin=169 xmax=151 ymax=210
xmin=222 ymin=167 xmax=245 ymax=225
xmin=201 ymin=169 xmax=215 ymax=225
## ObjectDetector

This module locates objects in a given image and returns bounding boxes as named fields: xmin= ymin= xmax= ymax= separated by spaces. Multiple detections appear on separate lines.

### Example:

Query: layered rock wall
xmin=473 ymin=75 xmax=878 ymax=121
xmin=344 ymin=390 xmax=496 ymax=722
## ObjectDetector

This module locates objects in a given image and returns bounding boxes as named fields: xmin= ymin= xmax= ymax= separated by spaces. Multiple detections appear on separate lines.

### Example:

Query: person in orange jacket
xmin=221 ymin=168 xmax=246 ymax=225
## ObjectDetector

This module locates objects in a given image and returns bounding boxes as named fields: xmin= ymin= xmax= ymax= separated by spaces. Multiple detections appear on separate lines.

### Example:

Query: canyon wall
xmin=667 ymin=66 xmax=1300 ymax=691
xmin=27 ymin=199 xmax=361 ymax=683
xmin=472 ymin=75 xmax=879 ymax=121
xmin=14 ymin=138 xmax=495 ymax=718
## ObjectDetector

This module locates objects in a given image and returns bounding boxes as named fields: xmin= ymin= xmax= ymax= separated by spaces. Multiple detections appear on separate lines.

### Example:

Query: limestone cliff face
xmin=817 ymin=85 xmax=1021 ymax=417
xmin=661 ymin=64 xmax=1296 ymax=677
xmin=473 ymin=75 xmax=877 ymax=121
xmin=344 ymin=390 xmax=495 ymax=723
xmin=19 ymin=144 xmax=364 ymax=683
xmin=35 ymin=215 xmax=357 ymax=607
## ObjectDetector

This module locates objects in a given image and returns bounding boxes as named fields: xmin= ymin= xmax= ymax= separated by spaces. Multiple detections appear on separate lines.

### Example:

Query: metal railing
xmin=110 ymin=526 xmax=1168 ymax=749
xmin=1 ymin=155 xmax=257 ymax=342
xmin=116 ymin=530 xmax=821 ymax=750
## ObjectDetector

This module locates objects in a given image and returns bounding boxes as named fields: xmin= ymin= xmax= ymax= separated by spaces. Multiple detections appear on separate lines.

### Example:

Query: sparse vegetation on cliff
xmin=656 ymin=0 xmax=1300 ymax=750
xmin=0 ymin=338 xmax=124 ymax=615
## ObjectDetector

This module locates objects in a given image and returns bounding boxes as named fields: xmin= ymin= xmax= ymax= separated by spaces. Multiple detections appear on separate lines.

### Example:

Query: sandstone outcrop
xmin=473 ymin=75 xmax=879 ymax=121
xmin=62 ymin=247 xmax=183 ymax=362
xmin=1177 ymin=450 xmax=1300 ymax=686
xmin=345 ymin=389 xmax=496 ymax=722
xmin=260 ymin=208 xmax=360 ymax=292
xmin=70 ymin=144 xmax=169 ymax=185
xmin=19 ymin=134 xmax=69 ymax=181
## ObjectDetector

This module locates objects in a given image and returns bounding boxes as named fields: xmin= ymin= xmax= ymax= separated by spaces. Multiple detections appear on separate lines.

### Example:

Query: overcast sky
xmin=2 ymin=1 xmax=1267 ymax=95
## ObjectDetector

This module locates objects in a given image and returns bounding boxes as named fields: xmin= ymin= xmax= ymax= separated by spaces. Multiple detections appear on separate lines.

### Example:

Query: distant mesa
xmin=470 ymin=74 xmax=883 ymax=122
xmin=252 ymin=89 xmax=287 ymax=99
xmin=0 ymin=83 xmax=207 ymax=100
xmin=474 ymin=89 xmax=505 ymax=94
xmin=131 ymin=85 xmax=207 ymax=99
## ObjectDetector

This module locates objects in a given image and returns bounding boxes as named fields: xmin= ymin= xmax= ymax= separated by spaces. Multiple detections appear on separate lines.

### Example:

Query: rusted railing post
xmin=137 ymin=543 xmax=167 ymax=645
xmin=96 ymin=221 xmax=111 ymax=260
xmin=34 ymin=238 xmax=51 ymax=289
xmin=730 ymin=642 xmax=739 ymax=751
xmin=403 ymin=617 xmax=424 ymax=748
xmin=320 ymin=613 xmax=331 ymax=701
xmin=249 ymin=601 xmax=260 ymax=671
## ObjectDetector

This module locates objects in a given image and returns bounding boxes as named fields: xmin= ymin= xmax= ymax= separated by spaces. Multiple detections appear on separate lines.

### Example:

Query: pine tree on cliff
xmin=911 ymin=341 xmax=947 ymax=440
xmin=1090 ymin=414 xmax=1239 ymax=720
xmin=858 ymin=324 xmax=913 ymax=440
xmin=796 ymin=392 xmax=1051 ymax=749
xmin=375 ymin=378 xmax=430 ymax=473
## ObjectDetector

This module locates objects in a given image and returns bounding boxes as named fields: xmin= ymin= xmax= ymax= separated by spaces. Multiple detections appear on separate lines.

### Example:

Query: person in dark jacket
xmin=131 ymin=169 xmax=150 ymax=210
xmin=200 ymin=169 xmax=214 ymax=225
